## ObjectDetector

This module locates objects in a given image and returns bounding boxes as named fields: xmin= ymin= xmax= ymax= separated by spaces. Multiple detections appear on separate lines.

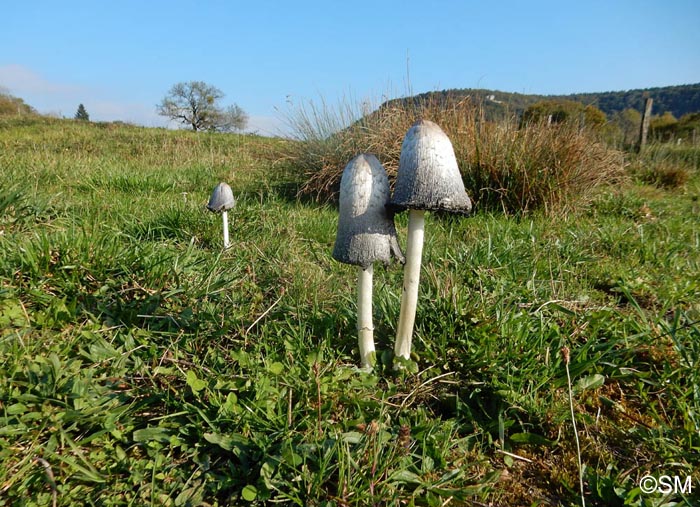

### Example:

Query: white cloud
xmin=1 ymin=64 xmax=109 ymax=119
xmin=0 ymin=64 xmax=83 ymax=96
xmin=0 ymin=64 xmax=165 ymax=125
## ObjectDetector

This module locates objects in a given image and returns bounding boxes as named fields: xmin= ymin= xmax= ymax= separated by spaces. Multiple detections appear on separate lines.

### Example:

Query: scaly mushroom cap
xmin=207 ymin=182 xmax=235 ymax=212
xmin=390 ymin=119 xmax=472 ymax=214
xmin=333 ymin=154 xmax=405 ymax=269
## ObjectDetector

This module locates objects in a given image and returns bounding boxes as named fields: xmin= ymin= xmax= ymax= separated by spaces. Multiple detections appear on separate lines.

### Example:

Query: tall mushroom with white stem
xmin=207 ymin=182 xmax=236 ymax=249
xmin=389 ymin=120 xmax=472 ymax=364
xmin=333 ymin=154 xmax=404 ymax=371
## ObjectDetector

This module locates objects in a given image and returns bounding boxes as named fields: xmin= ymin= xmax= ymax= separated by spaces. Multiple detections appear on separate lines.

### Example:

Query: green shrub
xmin=281 ymin=96 xmax=625 ymax=215
xmin=521 ymin=99 xmax=608 ymax=131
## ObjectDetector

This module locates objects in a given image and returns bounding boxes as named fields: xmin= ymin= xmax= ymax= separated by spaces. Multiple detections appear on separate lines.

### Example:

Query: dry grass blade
xmin=562 ymin=346 xmax=586 ymax=507
xmin=34 ymin=458 xmax=58 ymax=507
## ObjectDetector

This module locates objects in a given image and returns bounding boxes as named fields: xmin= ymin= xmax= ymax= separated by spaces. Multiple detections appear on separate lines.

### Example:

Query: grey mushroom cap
xmin=207 ymin=182 xmax=235 ymax=212
xmin=389 ymin=119 xmax=472 ymax=214
xmin=333 ymin=154 xmax=405 ymax=269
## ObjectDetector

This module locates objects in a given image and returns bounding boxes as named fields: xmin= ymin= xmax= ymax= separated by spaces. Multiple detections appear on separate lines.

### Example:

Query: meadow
xmin=0 ymin=115 xmax=699 ymax=506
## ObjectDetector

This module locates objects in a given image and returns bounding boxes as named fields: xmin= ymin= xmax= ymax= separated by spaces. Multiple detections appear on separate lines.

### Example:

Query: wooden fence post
xmin=637 ymin=97 xmax=653 ymax=152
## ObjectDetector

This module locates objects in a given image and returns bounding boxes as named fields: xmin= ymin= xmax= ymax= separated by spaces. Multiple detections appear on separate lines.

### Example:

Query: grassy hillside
xmin=1 ymin=117 xmax=699 ymax=506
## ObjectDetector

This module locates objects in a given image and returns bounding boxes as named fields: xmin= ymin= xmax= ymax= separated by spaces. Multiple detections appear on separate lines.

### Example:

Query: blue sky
xmin=2 ymin=1 xmax=699 ymax=135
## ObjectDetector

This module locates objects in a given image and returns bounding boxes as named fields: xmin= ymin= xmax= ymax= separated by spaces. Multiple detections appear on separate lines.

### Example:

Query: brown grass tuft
xmin=279 ymin=96 xmax=626 ymax=215
xmin=633 ymin=158 xmax=690 ymax=189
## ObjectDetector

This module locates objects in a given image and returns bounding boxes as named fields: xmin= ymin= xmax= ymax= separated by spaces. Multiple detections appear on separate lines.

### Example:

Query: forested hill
xmin=399 ymin=83 xmax=700 ymax=119
xmin=565 ymin=83 xmax=700 ymax=117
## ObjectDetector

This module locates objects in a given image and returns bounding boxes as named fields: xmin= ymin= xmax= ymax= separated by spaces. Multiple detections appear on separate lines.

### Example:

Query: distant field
xmin=1 ymin=117 xmax=699 ymax=506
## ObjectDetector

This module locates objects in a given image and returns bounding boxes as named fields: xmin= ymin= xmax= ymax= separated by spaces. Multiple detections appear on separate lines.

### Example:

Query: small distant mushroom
xmin=207 ymin=182 xmax=236 ymax=249
xmin=389 ymin=120 xmax=472 ymax=362
xmin=333 ymin=154 xmax=404 ymax=370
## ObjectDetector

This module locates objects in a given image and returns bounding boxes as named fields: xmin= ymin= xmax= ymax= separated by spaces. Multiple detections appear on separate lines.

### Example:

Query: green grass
xmin=1 ymin=117 xmax=699 ymax=506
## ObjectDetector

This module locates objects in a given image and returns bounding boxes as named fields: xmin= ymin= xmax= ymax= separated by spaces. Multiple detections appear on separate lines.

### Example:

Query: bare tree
xmin=157 ymin=81 xmax=248 ymax=132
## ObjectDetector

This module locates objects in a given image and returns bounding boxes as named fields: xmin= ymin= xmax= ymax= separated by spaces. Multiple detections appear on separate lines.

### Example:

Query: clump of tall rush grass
xmin=281 ymin=95 xmax=626 ymax=214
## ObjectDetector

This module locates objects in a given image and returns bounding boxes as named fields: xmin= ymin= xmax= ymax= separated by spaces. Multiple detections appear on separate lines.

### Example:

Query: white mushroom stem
xmin=222 ymin=210 xmax=230 ymax=249
xmin=357 ymin=264 xmax=375 ymax=370
xmin=394 ymin=209 xmax=425 ymax=360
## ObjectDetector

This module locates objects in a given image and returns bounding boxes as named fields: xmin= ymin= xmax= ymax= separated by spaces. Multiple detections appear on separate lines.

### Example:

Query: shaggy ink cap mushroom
xmin=390 ymin=119 xmax=472 ymax=214
xmin=207 ymin=182 xmax=235 ymax=212
xmin=333 ymin=154 xmax=404 ymax=269
xmin=390 ymin=120 xmax=472 ymax=364
xmin=207 ymin=182 xmax=235 ymax=249
xmin=332 ymin=153 xmax=404 ymax=371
